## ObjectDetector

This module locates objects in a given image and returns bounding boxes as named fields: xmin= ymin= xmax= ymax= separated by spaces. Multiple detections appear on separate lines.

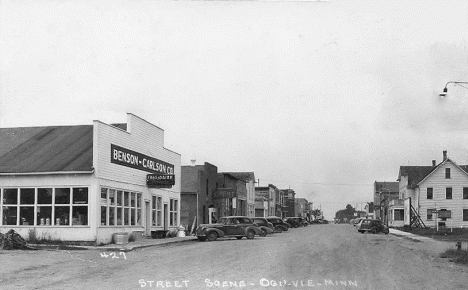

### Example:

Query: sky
xmin=2 ymin=0 xmax=468 ymax=219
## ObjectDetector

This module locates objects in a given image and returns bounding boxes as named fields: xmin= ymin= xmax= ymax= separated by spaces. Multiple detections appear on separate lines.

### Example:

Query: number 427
xmin=100 ymin=252 xmax=127 ymax=260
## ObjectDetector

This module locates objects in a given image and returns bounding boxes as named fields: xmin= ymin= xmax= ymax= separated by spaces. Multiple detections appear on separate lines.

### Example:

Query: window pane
xmin=38 ymin=188 xmax=53 ymax=204
xmin=4 ymin=189 xmax=18 ymax=204
xmin=73 ymin=188 xmax=88 ymax=204
xmin=464 ymin=209 xmax=468 ymax=221
xmin=131 ymin=208 xmax=136 ymax=225
xmin=117 ymin=208 xmax=122 ymax=225
xmin=157 ymin=197 xmax=162 ymax=210
xmin=20 ymin=188 xmax=35 ymax=205
xmin=72 ymin=206 xmax=88 ymax=225
xmin=124 ymin=208 xmax=129 ymax=225
xmin=117 ymin=191 xmax=123 ymax=206
xmin=152 ymin=209 xmax=157 ymax=226
xmin=101 ymin=188 xmax=108 ymax=206
xmin=124 ymin=192 xmax=129 ymax=207
xmin=137 ymin=193 xmax=141 ymax=208
xmin=131 ymin=193 xmax=135 ymax=207
xmin=20 ymin=206 xmax=34 ymax=225
xmin=157 ymin=210 xmax=162 ymax=227
xmin=55 ymin=188 xmax=70 ymax=204
xmin=109 ymin=189 xmax=116 ymax=206
xmin=109 ymin=207 xmax=115 ymax=226
xmin=55 ymin=206 xmax=70 ymax=225
xmin=137 ymin=209 xmax=141 ymax=226
xmin=3 ymin=206 xmax=17 ymax=225
xmin=101 ymin=206 xmax=107 ymax=226
xmin=37 ymin=206 xmax=52 ymax=226
xmin=464 ymin=188 xmax=468 ymax=199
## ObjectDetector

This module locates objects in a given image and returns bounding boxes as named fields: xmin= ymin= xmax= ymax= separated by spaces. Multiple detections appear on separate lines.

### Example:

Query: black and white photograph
xmin=2 ymin=0 xmax=468 ymax=289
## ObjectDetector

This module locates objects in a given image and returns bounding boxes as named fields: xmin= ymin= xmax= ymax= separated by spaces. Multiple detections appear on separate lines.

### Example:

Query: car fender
xmin=258 ymin=226 xmax=274 ymax=235
xmin=204 ymin=228 xmax=225 ymax=238
xmin=245 ymin=226 xmax=262 ymax=235
xmin=276 ymin=225 xmax=288 ymax=231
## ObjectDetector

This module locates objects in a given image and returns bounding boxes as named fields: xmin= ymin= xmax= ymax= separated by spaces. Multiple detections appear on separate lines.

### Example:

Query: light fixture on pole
xmin=439 ymin=81 xmax=468 ymax=98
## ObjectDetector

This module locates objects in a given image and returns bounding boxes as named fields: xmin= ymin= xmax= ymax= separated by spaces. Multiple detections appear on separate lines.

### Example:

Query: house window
xmin=427 ymin=188 xmax=433 ymax=200
xmin=463 ymin=209 xmax=468 ymax=221
xmin=427 ymin=209 xmax=434 ymax=221
xmin=394 ymin=209 xmax=404 ymax=221
xmin=464 ymin=188 xmax=468 ymax=199
xmin=445 ymin=168 xmax=451 ymax=179
xmin=151 ymin=195 xmax=162 ymax=227
xmin=169 ymin=198 xmax=178 ymax=226
xmin=446 ymin=188 xmax=452 ymax=199
xmin=2 ymin=187 xmax=88 ymax=226
xmin=100 ymin=187 xmax=141 ymax=227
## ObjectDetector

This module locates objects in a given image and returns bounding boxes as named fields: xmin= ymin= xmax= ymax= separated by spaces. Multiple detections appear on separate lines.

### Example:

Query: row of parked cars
xmin=195 ymin=216 xmax=310 ymax=241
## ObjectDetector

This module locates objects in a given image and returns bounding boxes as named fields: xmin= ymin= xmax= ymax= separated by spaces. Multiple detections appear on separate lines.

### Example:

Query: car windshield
xmin=219 ymin=218 xmax=227 ymax=224
xmin=361 ymin=220 xmax=371 ymax=225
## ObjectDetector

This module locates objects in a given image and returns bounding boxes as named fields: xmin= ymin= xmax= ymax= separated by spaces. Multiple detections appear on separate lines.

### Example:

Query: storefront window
xmin=20 ymin=188 xmax=35 ymax=205
xmin=157 ymin=196 xmax=162 ymax=227
xmin=152 ymin=196 xmax=157 ymax=226
xmin=169 ymin=199 xmax=178 ymax=227
xmin=99 ymin=187 xmax=142 ymax=227
xmin=0 ymin=187 xmax=87 ymax=226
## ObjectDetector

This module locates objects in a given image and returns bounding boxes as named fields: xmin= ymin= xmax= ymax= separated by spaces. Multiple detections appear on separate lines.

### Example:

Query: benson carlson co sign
xmin=111 ymin=144 xmax=174 ymax=175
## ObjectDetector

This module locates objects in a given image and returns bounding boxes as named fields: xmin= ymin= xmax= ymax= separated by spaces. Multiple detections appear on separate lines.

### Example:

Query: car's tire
xmin=236 ymin=237 xmax=243 ymax=240
xmin=275 ymin=227 xmax=283 ymax=233
xmin=197 ymin=237 xmax=207 ymax=242
xmin=371 ymin=228 xmax=377 ymax=234
xmin=246 ymin=230 xmax=255 ymax=239
xmin=384 ymin=228 xmax=389 ymax=235
xmin=207 ymin=232 xmax=218 ymax=241
xmin=358 ymin=231 xmax=364 ymax=234
xmin=260 ymin=229 xmax=267 ymax=237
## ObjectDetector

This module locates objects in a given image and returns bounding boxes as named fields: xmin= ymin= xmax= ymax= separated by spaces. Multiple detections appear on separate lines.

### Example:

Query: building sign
xmin=111 ymin=144 xmax=174 ymax=174
xmin=213 ymin=189 xmax=236 ymax=199
xmin=438 ymin=210 xmax=452 ymax=218
xmin=146 ymin=174 xmax=175 ymax=188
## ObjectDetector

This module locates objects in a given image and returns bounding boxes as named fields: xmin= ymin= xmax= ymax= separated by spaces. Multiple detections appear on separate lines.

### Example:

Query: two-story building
xmin=400 ymin=151 xmax=468 ymax=228
xmin=373 ymin=181 xmax=400 ymax=226
xmin=215 ymin=173 xmax=247 ymax=218
xmin=181 ymin=162 xmax=218 ymax=230
xmin=282 ymin=188 xmax=296 ymax=218
xmin=0 ymin=113 xmax=181 ymax=245
xmin=224 ymin=172 xmax=256 ymax=218
xmin=255 ymin=184 xmax=277 ymax=217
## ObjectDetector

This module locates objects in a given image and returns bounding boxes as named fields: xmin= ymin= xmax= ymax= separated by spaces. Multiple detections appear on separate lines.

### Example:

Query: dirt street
xmin=1 ymin=224 xmax=467 ymax=290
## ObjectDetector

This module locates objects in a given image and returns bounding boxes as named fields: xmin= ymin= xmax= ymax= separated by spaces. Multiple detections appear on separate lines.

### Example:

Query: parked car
xmin=195 ymin=216 xmax=262 ymax=241
xmin=265 ymin=216 xmax=289 ymax=233
xmin=357 ymin=219 xmax=389 ymax=234
xmin=352 ymin=218 xmax=365 ymax=227
xmin=285 ymin=217 xmax=308 ymax=228
xmin=252 ymin=217 xmax=275 ymax=236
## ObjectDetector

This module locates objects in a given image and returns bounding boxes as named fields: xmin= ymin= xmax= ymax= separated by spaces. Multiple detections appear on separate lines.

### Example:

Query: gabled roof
xmin=398 ymin=166 xmax=435 ymax=188
xmin=374 ymin=181 xmax=399 ymax=192
xmin=417 ymin=158 xmax=468 ymax=186
xmin=224 ymin=172 xmax=255 ymax=182
xmin=0 ymin=125 xmax=94 ymax=174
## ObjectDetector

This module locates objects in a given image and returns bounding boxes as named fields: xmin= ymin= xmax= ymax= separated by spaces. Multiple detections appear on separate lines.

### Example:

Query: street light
xmin=439 ymin=81 xmax=468 ymax=98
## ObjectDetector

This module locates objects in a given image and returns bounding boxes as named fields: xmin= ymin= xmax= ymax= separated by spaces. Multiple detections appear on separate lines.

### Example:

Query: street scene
xmin=3 ymin=0 xmax=468 ymax=289
xmin=1 ymin=224 xmax=467 ymax=289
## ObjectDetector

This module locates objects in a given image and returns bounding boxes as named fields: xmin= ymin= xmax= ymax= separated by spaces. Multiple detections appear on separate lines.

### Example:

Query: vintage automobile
xmin=352 ymin=217 xmax=365 ymax=227
xmin=357 ymin=219 xmax=389 ymax=234
xmin=285 ymin=217 xmax=308 ymax=228
xmin=252 ymin=217 xmax=275 ymax=236
xmin=265 ymin=216 xmax=289 ymax=233
xmin=195 ymin=216 xmax=262 ymax=241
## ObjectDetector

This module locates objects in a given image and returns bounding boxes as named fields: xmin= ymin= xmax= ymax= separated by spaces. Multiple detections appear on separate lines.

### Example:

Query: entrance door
xmin=164 ymin=203 xmax=168 ymax=230
xmin=145 ymin=201 xmax=151 ymax=236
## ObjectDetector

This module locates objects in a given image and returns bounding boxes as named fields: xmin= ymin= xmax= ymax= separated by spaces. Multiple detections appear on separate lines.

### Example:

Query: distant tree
xmin=335 ymin=204 xmax=356 ymax=222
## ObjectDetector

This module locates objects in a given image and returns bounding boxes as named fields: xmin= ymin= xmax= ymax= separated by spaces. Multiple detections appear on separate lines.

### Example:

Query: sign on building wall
xmin=146 ymin=174 xmax=175 ymax=188
xmin=213 ymin=189 xmax=236 ymax=199
xmin=111 ymin=144 xmax=174 ymax=174
xmin=438 ymin=210 xmax=452 ymax=219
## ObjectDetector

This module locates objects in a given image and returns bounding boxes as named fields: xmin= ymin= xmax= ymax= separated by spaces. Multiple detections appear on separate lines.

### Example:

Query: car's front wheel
xmin=371 ymin=228 xmax=377 ymax=234
xmin=246 ymin=230 xmax=255 ymax=239
xmin=197 ymin=236 xmax=207 ymax=242
xmin=207 ymin=232 xmax=218 ymax=241
xmin=275 ymin=227 xmax=283 ymax=233
xmin=383 ymin=228 xmax=389 ymax=235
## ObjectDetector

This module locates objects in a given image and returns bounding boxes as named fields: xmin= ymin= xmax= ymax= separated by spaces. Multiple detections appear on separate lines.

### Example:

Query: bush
xmin=441 ymin=248 xmax=468 ymax=264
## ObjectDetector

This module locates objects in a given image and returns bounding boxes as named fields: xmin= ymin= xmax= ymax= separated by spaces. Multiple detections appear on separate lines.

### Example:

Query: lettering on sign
xmin=146 ymin=174 xmax=175 ymax=188
xmin=213 ymin=189 xmax=236 ymax=199
xmin=111 ymin=144 xmax=174 ymax=174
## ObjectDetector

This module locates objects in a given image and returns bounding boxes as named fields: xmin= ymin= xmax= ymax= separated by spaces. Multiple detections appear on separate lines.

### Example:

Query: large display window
xmin=100 ymin=187 xmax=142 ymax=227
xmin=1 ymin=187 xmax=88 ymax=226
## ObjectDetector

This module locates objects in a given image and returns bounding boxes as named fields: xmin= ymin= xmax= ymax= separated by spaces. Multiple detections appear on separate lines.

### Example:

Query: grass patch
xmin=397 ymin=227 xmax=468 ymax=242
xmin=440 ymin=249 xmax=468 ymax=264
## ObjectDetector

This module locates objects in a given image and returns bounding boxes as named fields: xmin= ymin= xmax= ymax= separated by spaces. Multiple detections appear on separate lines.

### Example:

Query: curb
xmin=28 ymin=237 xmax=198 ymax=252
